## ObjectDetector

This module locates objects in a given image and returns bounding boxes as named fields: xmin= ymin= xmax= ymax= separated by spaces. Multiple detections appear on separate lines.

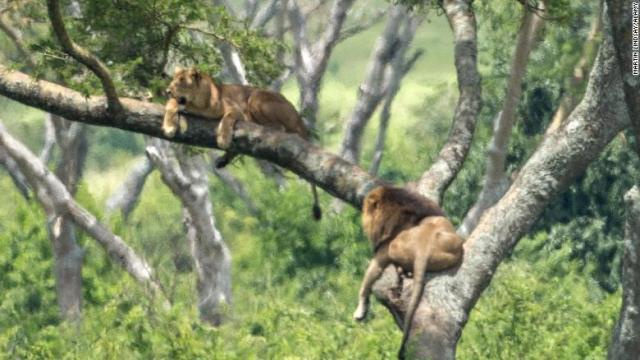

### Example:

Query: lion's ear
xmin=188 ymin=67 xmax=201 ymax=82
xmin=174 ymin=66 xmax=183 ymax=75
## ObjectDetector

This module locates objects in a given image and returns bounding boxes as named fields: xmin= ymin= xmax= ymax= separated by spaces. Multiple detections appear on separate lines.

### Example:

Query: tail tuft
xmin=312 ymin=204 xmax=322 ymax=221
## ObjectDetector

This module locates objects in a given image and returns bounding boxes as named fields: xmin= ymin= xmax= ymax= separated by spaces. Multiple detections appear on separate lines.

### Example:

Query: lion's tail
xmin=311 ymin=184 xmax=322 ymax=221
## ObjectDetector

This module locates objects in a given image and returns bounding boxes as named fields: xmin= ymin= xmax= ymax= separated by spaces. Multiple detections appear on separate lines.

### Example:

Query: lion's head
xmin=166 ymin=67 xmax=212 ymax=109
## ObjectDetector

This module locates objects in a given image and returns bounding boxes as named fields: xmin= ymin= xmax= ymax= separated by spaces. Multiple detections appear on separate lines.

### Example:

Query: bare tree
xmin=0 ymin=123 xmax=167 ymax=303
xmin=288 ymin=0 xmax=355 ymax=128
xmin=416 ymin=0 xmax=482 ymax=204
xmin=339 ymin=4 xmax=418 ymax=165
xmin=147 ymin=140 xmax=232 ymax=325
xmin=369 ymin=48 xmax=423 ymax=176
xmin=105 ymin=155 xmax=155 ymax=219
xmin=609 ymin=186 xmax=640 ymax=360
xmin=0 ymin=146 xmax=29 ymax=198
xmin=459 ymin=3 xmax=545 ymax=237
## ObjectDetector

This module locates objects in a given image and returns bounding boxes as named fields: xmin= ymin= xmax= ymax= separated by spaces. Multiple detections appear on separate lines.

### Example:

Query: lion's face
xmin=166 ymin=67 xmax=207 ymax=108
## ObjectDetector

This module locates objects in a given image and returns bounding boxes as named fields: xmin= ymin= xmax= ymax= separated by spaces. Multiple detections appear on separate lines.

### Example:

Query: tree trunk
xmin=609 ymin=186 xmax=640 ymax=359
xmin=339 ymin=5 xmax=406 ymax=165
xmin=147 ymin=140 xmax=232 ymax=325
xmin=417 ymin=0 xmax=482 ymax=204
xmin=0 ymin=123 xmax=167 ymax=303
xmin=459 ymin=4 xmax=545 ymax=237
xmin=373 ymin=28 xmax=629 ymax=358
xmin=105 ymin=155 xmax=155 ymax=219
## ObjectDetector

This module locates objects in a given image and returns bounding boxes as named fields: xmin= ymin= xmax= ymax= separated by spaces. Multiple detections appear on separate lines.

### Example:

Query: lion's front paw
xmin=163 ymin=124 xmax=177 ymax=138
xmin=352 ymin=304 xmax=368 ymax=322
xmin=216 ymin=127 xmax=233 ymax=149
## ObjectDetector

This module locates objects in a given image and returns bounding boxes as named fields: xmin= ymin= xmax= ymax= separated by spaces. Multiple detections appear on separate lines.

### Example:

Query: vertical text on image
xmin=633 ymin=1 xmax=639 ymax=76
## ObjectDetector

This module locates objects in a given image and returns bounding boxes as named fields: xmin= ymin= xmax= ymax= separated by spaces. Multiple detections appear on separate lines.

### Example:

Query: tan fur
xmin=162 ymin=67 xmax=321 ymax=220
xmin=353 ymin=186 xmax=464 ymax=359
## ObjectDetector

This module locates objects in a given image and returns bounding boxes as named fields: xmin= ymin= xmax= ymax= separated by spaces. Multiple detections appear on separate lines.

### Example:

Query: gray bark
xmin=47 ymin=115 xmax=87 ymax=322
xmin=288 ymin=0 xmax=355 ymax=128
xmin=0 ymin=145 xmax=30 ymax=198
xmin=369 ymin=49 xmax=423 ymax=176
xmin=417 ymin=0 xmax=482 ymax=204
xmin=372 ymin=29 xmax=628 ymax=358
xmin=606 ymin=0 xmax=640 ymax=153
xmin=0 ymin=123 xmax=167 ymax=303
xmin=609 ymin=186 xmax=640 ymax=360
xmin=147 ymin=140 xmax=232 ymax=325
xmin=39 ymin=113 xmax=56 ymax=163
xmin=105 ymin=155 xmax=155 ymax=220
xmin=459 ymin=5 xmax=545 ymax=237
xmin=339 ymin=5 xmax=408 ymax=165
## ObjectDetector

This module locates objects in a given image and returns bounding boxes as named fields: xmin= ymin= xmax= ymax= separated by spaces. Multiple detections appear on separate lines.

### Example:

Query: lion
xmin=162 ymin=67 xmax=321 ymax=220
xmin=353 ymin=185 xmax=464 ymax=359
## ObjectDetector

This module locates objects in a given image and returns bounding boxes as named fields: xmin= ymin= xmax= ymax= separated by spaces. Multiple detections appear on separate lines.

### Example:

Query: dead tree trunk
xmin=609 ymin=186 xmax=640 ymax=360
xmin=105 ymin=155 xmax=155 ymax=219
xmin=46 ymin=116 xmax=88 ymax=321
xmin=459 ymin=4 xmax=545 ymax=237
xmin=147 ymin=140 xmax=232 ymax=325
xmin=339 ymin=5 xmax=407 ymax=165
xmin=0 ymin=123 xmax=167 ymax=303
xmin=288 ymin=0 xmax=355 ymax=128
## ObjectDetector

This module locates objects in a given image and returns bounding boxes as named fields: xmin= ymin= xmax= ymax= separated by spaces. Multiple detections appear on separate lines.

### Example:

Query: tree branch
xmin=606 ymin=0 xmax=640 ymax=153
xmin=146 ymin=139 xmax=232 ymax=325
xmin=0 ymin=63 xmax=383 ymax=207
xmin=459 ymin=3 xmax=545 ymax=237
xmin=372 ymin=28 xmax=629 ymax=358
xmin=45 ymin=0 xmax=122 ymax=116
xmin=0 ymin=122 xmax=167 ymax=303
xmin=339 ymin=5 xmax=409 ymax=165
xmin=105 ymin=155 xmax=155 ymax=220
xmin=416 ymin=0 xmax=481 ymax=204
xmin=609 ymin=186 xmax=640 ymax=360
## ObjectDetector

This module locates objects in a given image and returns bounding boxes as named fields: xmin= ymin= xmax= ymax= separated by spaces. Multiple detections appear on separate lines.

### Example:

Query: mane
xmin=380 ymin=187 xmax=445 ymax=219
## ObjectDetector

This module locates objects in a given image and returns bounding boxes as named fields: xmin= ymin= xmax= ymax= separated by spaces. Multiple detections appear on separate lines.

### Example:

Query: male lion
xmin=162 ymin=67 xmax=321 ymax=220
xmin=353 ymin=186 xmax=464 ymax=359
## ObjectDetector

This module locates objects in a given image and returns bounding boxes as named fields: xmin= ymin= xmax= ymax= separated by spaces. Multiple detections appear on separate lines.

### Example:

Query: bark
xmin=372 ymin=30 xmax=628 ymax=358
xmin=459 ymin=5 xmax=545 ymax=237
xmin=546 ymin=1 xmax=602 ymax=135
xmin=339 ymin=5 xmax=407 ymax=165
xmin=609 ymin=186 xmax=640 ymax=360
xmin=46 ymin=0 xmax=122 ymax=116
xmin=369 ymin=49 xmax=423 ymax=176
xmin=147 ymin=140 xmax=232 ymax=325
xmin=105 ymin=155 xmax=155 ymax=219
xmin=417 ymin=0 xmax=481 ymax=204
xmin=0 ymin=123 xmax=167 ymax=303
xmin=0 ymin=146 xmax=30 ymax=198
xmin=39 ymin=113 xmax=56 ymax=163
xmin=0 ymin=64 xmax=384 ymax=207
xmin=606 ymin=0 xmax=640 ymax=153
xmin=288 ymin=0 xmax=355 ymax=127
xmin=47 ymin=115 xmax=87 ymax=321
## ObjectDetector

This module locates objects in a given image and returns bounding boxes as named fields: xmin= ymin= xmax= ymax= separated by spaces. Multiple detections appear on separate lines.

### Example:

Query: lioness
xmin=162 ymin=67 xmax=321 ymax=220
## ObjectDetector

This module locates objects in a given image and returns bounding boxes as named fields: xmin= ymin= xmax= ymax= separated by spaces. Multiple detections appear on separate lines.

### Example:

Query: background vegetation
xmin=0 ymin=0 xmax=628 ymax=358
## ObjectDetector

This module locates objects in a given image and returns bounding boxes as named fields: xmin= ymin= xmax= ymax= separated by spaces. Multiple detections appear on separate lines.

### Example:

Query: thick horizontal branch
xmin=0 ymin=64 xmax=384 ymax=207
